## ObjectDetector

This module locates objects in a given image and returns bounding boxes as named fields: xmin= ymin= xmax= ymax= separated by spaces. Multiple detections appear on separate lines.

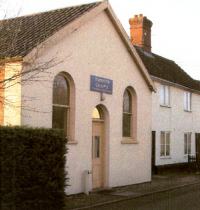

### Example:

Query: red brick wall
xmin=129 ymin=14 xmax=152 ymax=52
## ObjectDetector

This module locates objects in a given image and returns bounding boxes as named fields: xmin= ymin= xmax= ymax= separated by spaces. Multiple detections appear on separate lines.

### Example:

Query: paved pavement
xmin=65 ymin=172 xmax=200 ymax=210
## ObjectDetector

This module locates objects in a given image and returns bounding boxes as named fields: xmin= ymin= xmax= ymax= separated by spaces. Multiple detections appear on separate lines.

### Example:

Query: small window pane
xmin=166 ymin=133 xmax=170 ymax=145
xmin=123 ymin=113 xmax=131 ymax=137
xmin=123 ymin=90 xmax=132 ymax=113
xmin=160 ymin=131 xmax=170 ymax=157
xmin=184 ymin=133 xmax=192 ymax=155
xmin=160 ymin=145 xmax=165 ymax=156
xmin=160 ymin=85 xmax=170 ymax=106
xmin=92 ymin=107 xmax=103 ymax=119
xmin=161 ymin=132 xmax=165 ymax=145
xmin=93 ymin=136 xmax=100 ymax=158
xmin=184 ymin=92 xmax=187 ymax=110
xmin=184 ymin=135 xmax=187 ymax=155
xmin=53 ymin=75 xmax=69 ymax=105
xmin=160 ymin=85 xmax=165 ymax=105
xmin=165 ymin=86 xmax=169 ymax=105
xmin=188 ymin=145 xmax=191 ymax=154
xmin=188 ymin=93 xmax=191 ymax=111
xmin=184 ymin=144 xmax=187 ymax=155
xmin=184 ymin=92 xmax=192 ymax=111
xmin=166 ymin=145 xmax=170 ymax=156
xmin=52 ymin=106 xmax=68 ymax=135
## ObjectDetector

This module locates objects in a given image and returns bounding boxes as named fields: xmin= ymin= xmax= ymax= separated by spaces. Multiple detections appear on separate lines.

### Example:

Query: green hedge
xmin=0 ymin=126 xmax=67 ymax=210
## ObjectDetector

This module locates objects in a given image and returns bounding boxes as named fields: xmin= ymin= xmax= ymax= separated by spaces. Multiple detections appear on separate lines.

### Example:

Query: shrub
xmin=0 ymin=126 xmax=67 ymax=210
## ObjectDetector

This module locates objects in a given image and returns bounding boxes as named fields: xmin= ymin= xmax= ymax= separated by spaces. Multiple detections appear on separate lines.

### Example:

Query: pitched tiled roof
xmin=135 ymin=46 xmax=200 ymax=91
xmin=0 ymin=2 xmax=101 ymax=59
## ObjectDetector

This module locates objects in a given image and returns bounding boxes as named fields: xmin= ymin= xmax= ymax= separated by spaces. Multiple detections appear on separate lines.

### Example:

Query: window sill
xmin=121 ymin=138 xmax=138 ymax=144
xmin=160 ymin=156 xmax=171 ymax=159
xmin=184 ymin=154 xmax=190 ymax=158
xmin=160 ymin=105 xmax=171 ymax=108
xmin=184 ymin=110 xmax=192 ymax=113
xmin=67 ymin=140 xmax=78 ymax=145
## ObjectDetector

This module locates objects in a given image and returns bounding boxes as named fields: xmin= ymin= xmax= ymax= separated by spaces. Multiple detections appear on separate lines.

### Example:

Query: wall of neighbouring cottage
xmin=21 ymin=11 xmax=152 ymax=194
xmin=3 ymin=62 xmax=22 ymax=126
xmin=0 ymin=65 xmax=5 ymax=124
xmin=152 ymin=81 xmax=200 ymax=166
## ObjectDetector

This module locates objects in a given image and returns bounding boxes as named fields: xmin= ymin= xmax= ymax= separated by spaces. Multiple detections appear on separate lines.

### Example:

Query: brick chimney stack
xmin=129 ymin=14 xmax=153 ymax=52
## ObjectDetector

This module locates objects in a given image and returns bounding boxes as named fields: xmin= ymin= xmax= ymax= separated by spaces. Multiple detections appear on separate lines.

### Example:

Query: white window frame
xmin=184 ymin=92 xmax=192 ymax=112
xmin=160 ymin=131 xmax=170 ymax=157
xmin=184 ymin=133 xmax=192 ymax=156
xmin=160 ymin=85 xmax=170 ymax=107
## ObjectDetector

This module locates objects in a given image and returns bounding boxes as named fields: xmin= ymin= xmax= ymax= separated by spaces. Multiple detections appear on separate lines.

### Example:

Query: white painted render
xmin=152 ymin=80 xmax=200 ymax=166
xmin=3 ymin=62 xmax=22 ymax=126
xmin=19 ymin=11 xmax=152 ymax=194
xmin=2 ymin=2 xmax=200 ymax=195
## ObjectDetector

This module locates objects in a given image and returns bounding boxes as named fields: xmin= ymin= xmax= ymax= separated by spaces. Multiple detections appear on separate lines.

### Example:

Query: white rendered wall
xmin=3 ymin=62 xmax=22 ymax=125
xmin=152 ymin=81 xmax=200 ymax=166
xmin=21 ymin=11 xmax=152 ymax=194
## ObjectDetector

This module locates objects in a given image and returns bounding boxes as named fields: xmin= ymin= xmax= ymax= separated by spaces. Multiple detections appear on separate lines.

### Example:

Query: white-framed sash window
xmin=184 ymin=92 xmax=192 ymax=111
xmin=160 ymin=85 xmax=170 ymax=106
xmin=160 ymin=131 xmax=170 ymax=157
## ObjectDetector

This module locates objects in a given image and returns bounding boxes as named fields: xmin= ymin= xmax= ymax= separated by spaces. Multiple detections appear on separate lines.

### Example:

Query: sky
xmin=1 ymin=0 xmax=200 ymax=80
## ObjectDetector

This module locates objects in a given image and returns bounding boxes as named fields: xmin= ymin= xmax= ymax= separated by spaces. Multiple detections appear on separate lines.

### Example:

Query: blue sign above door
xmin=90 ymin=75 xmax=113 ymax=94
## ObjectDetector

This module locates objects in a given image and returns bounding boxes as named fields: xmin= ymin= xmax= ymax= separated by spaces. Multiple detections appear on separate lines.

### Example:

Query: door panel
xmin=92 ymin=121 xmax=104 ymax=189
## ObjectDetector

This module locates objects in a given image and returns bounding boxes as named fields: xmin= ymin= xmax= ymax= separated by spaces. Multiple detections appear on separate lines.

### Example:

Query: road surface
xmin=89 ymin=183 xmax=200 ymax=210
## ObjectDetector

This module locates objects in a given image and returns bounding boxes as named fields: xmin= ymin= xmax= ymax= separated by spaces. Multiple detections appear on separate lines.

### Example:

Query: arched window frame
xmin=122 ymin=87 xmax=137 ymax=144
xmin=52 ymin=72 xmax=76 ymax=144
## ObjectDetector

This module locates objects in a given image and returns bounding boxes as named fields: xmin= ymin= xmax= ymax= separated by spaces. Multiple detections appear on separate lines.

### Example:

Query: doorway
xmin=92 ymin=106 xmax=105 ymax=189
xmin=152 ymin=131 xmax=156 ymax=174
xmin=195 ymin=133 xmax=200 ymax=162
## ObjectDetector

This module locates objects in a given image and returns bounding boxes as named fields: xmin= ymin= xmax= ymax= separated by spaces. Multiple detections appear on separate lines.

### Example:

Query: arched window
xmin=92 ymin=107 xmax=104 ymax=120
xmin=52 ymin=74 xmax=69 ymax=136
xmin=123 ymin=89 xmax=132 ymax=137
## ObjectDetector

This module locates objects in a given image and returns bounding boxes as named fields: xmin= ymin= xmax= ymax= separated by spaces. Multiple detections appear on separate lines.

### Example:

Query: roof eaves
xmin=0 ymin=56 xmax=23 ymax=65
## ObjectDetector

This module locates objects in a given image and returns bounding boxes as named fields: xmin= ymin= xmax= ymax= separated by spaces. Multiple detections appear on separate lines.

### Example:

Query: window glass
xmin=53 ymin=75 xmax=69 ymax=105
xmin=160 ymin=131 xmax=170 ymax=157
xmin=184 ymin=92 xmax=192 ymax=111
xmin=92 ymin=107 xmax=102 ymax=119
xmin=52 ymin=106 xmax=68 ymax=131
xmin=161 ymin=132 xmax=165 ymax=145
xmin=165 ymin=86 xmax=169 ymax=105
xmin=93 ymin=136 xmax=100 ymax=158
xmin=184 ymin=134 xmax=187 ymax=154
xmin=160 ymin=85 xmax=170 ymax=106
xmin=123 ymin=90 xmax=131 ymax=113
xmin=160 ymin=145 xmax=165 ymax=156
xmin=184 ymin=92 xmax=187 ymax=110
xmin=52 ymin=74 xmax=69 ymax=136
xmin=160 ymin=85 xmax=165 ymax=105
xmin=166 ymin=145 xmax=170 ymax=156
xmin=184 ymin=133 xmax=192 ymax=155
xmin=123 ymin=89 xmax=132 ymax=137
xmin=166 ymin=132 xmax=170 ymax=145
xmin=188 ymin=144 xmax=191 ymax=154
xmin=123 ymin=114 xmax=131 ymax=137
xmin=188 ymin=93 xmax=191 ymax=111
